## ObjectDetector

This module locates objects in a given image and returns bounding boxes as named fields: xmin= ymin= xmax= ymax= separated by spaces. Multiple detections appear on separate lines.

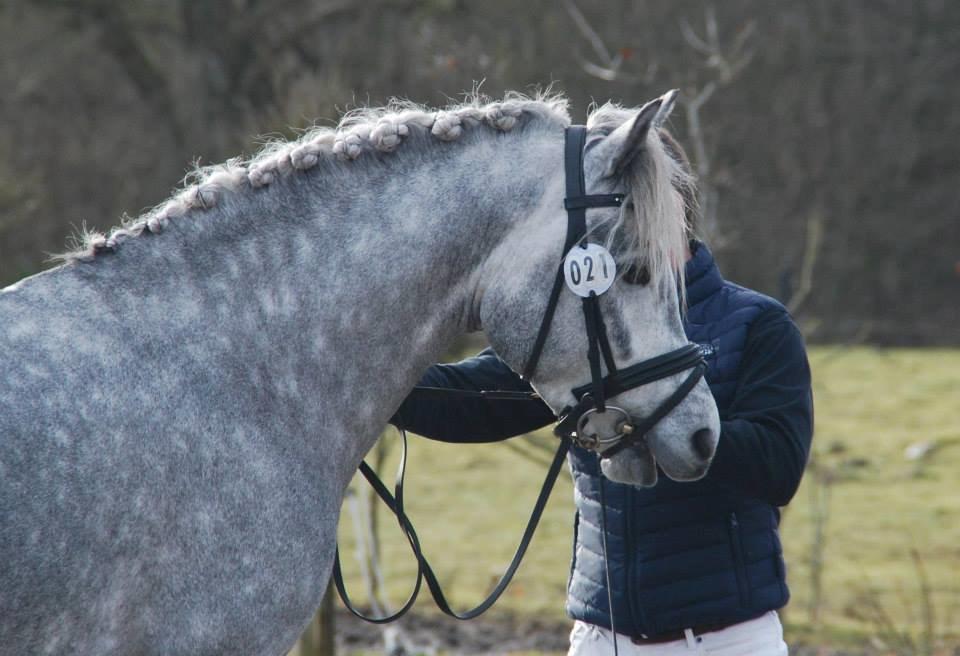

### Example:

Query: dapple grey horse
xmin=0 ymin=91 xmax=719 ymax=655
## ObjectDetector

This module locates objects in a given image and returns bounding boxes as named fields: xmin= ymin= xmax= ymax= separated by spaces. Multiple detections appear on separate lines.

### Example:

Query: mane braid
xmin=54 ymin=91 xmax=571 ymax=263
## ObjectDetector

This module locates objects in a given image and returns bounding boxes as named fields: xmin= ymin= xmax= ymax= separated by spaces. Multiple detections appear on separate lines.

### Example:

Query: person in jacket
xmin=392 ymin=131 xmax=813 ymax=655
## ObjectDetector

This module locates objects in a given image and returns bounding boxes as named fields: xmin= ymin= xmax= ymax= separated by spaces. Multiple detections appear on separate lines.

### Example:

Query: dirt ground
xmin=334 ymin=610 xmax=881 ymax=655
xmin=335 ymin=610 xmax=570 ymax=654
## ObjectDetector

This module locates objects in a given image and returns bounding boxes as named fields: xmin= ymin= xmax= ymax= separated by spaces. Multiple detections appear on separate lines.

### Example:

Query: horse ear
xmin=653 ymin=89 xmax=678 ymax=128
xmin=599 ymin=90 xmax=679 ymax=178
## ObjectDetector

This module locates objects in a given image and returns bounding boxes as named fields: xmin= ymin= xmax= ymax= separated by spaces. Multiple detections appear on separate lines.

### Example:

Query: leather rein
xmin=332 ymin=125 xmax=706 ymax=622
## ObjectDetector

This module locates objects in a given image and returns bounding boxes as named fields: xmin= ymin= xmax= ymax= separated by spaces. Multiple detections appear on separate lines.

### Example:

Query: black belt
xmin=629 ymin=615 xmax=760 ymax=644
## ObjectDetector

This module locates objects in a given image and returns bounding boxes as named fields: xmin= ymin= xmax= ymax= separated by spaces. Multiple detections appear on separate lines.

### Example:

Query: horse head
xmin=480 ymin=91 xmax=720 ymax=487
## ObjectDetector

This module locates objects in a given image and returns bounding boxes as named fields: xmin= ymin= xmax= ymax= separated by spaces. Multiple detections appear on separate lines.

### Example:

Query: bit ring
xmin=574 ymin=405 xmax=632 ymax=452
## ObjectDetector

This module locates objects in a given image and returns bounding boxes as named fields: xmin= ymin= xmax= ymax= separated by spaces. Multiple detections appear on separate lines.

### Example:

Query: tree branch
xmin=787 ymin=210 xmax=825 ymax=315
xmin=561 ymin=0 xmax=614 ymax=66
xmin=677 ymin=5 xmax=756 ymax=241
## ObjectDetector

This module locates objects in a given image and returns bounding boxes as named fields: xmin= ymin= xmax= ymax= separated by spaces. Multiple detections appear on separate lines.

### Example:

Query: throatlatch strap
xmin=522 ymin=263 xmax=567 ymax=382
xmin=522 ymin=126 xmax=592 ymax=382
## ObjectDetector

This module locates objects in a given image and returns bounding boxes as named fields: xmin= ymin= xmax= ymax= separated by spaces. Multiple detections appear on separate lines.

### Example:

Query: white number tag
xmin=563 ymin=243 xmax=617 ymax=297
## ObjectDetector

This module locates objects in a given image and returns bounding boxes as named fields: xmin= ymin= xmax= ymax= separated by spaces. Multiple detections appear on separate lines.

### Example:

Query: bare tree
xmin=562 ymin=1 xmax=755 ymax=244
xmin=677 ymin=6 xmax=755 ymax=243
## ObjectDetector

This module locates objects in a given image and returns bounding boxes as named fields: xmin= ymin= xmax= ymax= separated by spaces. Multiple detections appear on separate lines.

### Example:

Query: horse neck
xmin=65 ymin=129 xmax=562 ymax=466
xmin=303 ymin=135 xmax=561 ymax=449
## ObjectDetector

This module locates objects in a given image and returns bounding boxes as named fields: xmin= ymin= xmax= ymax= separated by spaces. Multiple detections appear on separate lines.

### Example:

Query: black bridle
xmin=332 ymin=125 xmax=706 ymax=624
xmin=524 ymin=125 xmax=707 ymax=459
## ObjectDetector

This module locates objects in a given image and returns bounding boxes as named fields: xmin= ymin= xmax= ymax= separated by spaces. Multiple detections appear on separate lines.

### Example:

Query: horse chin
xmin=658 ymin=462 xmax=710 ymax=483
xmin=600 ymin=443 xmax=659 ymax=487
xmin=651 ymin=450 xmax=712 ymax=482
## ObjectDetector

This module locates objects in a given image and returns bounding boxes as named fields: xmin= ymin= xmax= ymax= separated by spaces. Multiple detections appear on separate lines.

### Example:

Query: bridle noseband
xmin=522 ymin=125 xmax=706 ymax=458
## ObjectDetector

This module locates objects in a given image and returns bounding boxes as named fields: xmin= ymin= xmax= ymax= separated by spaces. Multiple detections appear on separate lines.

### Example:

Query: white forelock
xmin=588 ymin=102 xmax=692 ymax=302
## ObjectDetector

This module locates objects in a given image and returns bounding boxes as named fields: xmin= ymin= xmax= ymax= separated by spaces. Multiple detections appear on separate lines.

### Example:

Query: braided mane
xmin=56 ymin=90 xmax=689 ymax=295
xmin=57 ymin=91 xmax=571 ymax=263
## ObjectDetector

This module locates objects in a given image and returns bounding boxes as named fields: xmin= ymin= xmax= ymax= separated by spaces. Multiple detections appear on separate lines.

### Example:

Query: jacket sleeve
xmin=392 ymin=348 xmax=557 ymax=443
xmin=704 ymin=309 xmax=814 ymax=507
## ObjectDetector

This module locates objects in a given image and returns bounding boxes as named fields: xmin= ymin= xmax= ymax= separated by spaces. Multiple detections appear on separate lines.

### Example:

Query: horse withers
xmin=0 ymin=91 xmax=719 ymax=655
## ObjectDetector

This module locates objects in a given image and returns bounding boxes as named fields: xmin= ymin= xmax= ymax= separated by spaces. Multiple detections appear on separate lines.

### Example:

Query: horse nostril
xmin=691 ymin=428 xmax=715 ymax=460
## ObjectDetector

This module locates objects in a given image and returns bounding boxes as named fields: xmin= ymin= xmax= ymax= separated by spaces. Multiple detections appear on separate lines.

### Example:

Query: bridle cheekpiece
xmin=522 ymin=125 xmax=707 ymax=458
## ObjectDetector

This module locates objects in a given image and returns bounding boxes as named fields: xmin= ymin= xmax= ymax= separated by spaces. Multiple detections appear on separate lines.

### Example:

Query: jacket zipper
xmin=625 ymin=490 xmax=653 ymax=635
xmin=728 ymin=512 xmax=752 ymax=608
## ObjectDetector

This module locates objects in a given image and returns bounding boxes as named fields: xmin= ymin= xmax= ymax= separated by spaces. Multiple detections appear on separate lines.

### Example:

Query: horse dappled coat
xmin=0 ymin=93 xmax=718 ymax=655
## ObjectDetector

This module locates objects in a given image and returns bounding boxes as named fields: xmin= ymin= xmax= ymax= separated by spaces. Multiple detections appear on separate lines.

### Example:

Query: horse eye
xmin=623 ymin=265 xmax=650 ymax=286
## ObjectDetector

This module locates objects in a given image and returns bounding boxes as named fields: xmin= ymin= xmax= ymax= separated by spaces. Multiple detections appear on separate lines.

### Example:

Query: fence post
xmin=290 ymin=582 xmax=335 ymax=656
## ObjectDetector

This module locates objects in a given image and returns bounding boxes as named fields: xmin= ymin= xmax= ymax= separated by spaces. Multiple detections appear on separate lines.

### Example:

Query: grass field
xmin=334 ymin=347 xmax=960 ymax=652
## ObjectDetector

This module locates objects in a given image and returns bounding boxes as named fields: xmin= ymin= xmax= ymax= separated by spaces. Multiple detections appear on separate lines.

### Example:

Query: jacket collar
xmin=684 ymin=240 xmax=723 ymax=308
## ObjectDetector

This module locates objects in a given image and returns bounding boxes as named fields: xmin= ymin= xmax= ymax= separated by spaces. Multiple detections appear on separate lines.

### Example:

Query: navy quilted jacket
xmin=393 ymin=242 xmax=813 ymax=638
